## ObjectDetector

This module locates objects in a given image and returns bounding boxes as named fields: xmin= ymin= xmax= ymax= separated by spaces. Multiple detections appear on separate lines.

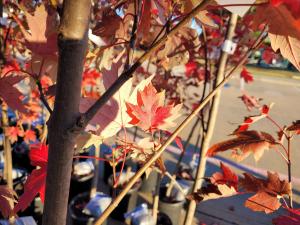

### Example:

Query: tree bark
xmin=42 ymin=1 xmax=91 ymax=225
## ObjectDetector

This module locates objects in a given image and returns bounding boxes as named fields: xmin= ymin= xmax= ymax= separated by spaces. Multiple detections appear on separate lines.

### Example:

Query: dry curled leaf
xmin=187 ymin=183 xmax=237 ymax=203
xmin=211 ymin=162 xmax=238 ymax=191
xmin=287 ymin=120 xmax=300 ymax=134
xmin=0 ymin=185 xmax=17 ymax=218
xmin=207 ymin=130 xmax=277 ymax=161
xmin=240 ymin=172 xmax=291 ymax=214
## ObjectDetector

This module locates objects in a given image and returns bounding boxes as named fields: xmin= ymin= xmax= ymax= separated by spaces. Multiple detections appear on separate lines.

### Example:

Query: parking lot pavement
xmin=163 ymin=69 xmax=300 ymax=224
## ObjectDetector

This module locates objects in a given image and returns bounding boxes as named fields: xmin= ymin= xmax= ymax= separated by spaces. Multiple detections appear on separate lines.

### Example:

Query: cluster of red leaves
xmin=189 ymin=163 xmax=291 ymax=216
xmin=4 ymin=126 xmax=36 ymax=144
xmin=240 ymin=172 xmax=291 ymax=214
xmin=126 ymin=83 xmax=181 ymax=132
xmin=14 ymin=144 xmax=48 ymax=213
xmin=82 ymin=68 xmax=102 ymax=98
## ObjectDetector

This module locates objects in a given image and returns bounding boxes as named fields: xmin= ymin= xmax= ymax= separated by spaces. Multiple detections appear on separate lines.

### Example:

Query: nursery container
xmin=68 ymin=192 xmax=96 ymax=225
xmin=140 ymin=170 xmax=159 ymax=193
xmin=158 ymin=186 xmax=185 ymax=225
xmin=69 ymin=160 xmax=94 ymax=201
xmin=108 ymin=172 xmax=142 ymax=222
xmin=68 ymin=192 xmax=109 ymax=225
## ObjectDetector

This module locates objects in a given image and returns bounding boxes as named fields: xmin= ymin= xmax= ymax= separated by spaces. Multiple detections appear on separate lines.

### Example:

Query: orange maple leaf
xmin=206 ymin=130 xmax=277 ymax=161
xmin=5 ymin=126 xmax=24 ymax=143
xmin=24 ymin=130 xmax=37 ymax=144
xmin=240 ymin=172 xmax=291 ymax=214
xmin=125 ymin=83 xmax=181 ymax=132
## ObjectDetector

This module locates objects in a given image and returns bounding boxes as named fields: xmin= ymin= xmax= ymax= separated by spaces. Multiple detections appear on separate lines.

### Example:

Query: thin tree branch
xmin=94 ymin=25 xmax=268 ymax=225
xmin=36 ymin=80 xmax=53 ymax=114
xmin=71 ymin=0 xmax=213 ymax=133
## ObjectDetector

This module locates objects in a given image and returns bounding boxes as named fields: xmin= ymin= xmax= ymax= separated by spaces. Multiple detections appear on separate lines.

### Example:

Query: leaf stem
xmin=274 ymin=146 xmax=288 ymax=163
xmin=287 ymin=136 xmax=293 ymax=208
xmin=267 ymin=115 xmax=287 ymax=138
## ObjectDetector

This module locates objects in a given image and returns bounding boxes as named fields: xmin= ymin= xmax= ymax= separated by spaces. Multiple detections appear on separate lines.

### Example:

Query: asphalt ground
xmin=164 ymin=67 xmax=300 ymax=224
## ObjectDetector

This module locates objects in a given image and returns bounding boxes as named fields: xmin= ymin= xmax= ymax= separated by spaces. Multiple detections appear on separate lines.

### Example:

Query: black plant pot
xmin=12 ymin=142 xmax=33 ymax=170
xmin=140 ymin=170 xmax=159 ymax=193
xmin=158 ymin=186 xmax=185 ymax=225
xmin=108 ymin=172 xmax=142 ymax=222
xmin=69 ymin=161 xmax=94 ymax=202
xmin=68 ymin=192 xmax=98 ymax=225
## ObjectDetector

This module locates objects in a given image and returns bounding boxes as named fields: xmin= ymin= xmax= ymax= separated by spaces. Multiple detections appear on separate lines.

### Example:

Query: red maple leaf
xmin=262 ymin=49 xmax=277 ymax=64
xmin=24 ymin=129 xmax=37 ymax=144
xmin=5 ymin=126 xmax=24 ymax=143
xmin=270 ymin=0 xmax=300 ymax=19
xmin=185 ymin=61 xmax=197 ymax=78
xmin=210 ymin=162 xmax=238 ymax=191
xmin=273 ymin=207 xmax=300 ymax=225
xmin=240 ymin=172 xmax=291 ymax=214
xmin=126 ymin=83 xmax=181 ymax=132
xmin=0 ymin=185 xmax=17 ymax=218
xmin=14 ymin=144 xmax=48 ymax=213
xmin=0 ymin=74 xmax=27 ymax=113
xmin=240 ymin=67 xmax=254 ymax=83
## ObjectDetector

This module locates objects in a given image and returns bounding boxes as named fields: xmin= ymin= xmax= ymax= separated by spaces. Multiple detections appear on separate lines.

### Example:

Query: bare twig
xmin=287 ymin=136 xmax=293 ymax=208
xmin=36 ymin=80 xmax=53 ymax=114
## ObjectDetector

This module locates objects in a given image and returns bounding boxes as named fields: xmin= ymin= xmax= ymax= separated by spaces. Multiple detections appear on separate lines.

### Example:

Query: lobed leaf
xmin=206 ymin=130 xmax=277 ymax=161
